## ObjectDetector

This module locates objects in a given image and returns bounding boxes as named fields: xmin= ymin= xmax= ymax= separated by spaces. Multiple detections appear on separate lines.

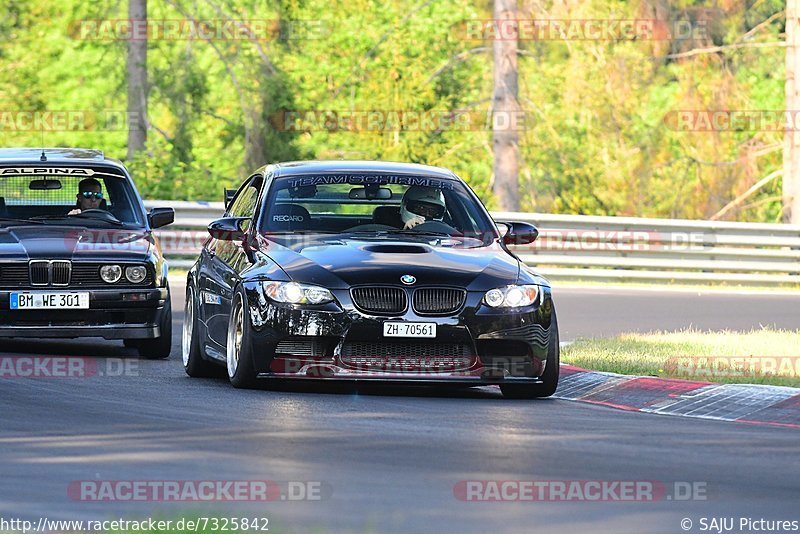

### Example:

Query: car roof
xmin=272 ymin=160 xmax=459 ymax=180
xmin=0 ymin=148 xmax=126 ymax=171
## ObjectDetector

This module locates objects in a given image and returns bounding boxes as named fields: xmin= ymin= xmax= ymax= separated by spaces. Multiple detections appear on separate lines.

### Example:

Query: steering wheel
xmin=74 ymin=209 xmax=122 ymax=223
xmin=411 ymin=220 xmax=461 ymax=235
xmin=346 ymin=223 xmax=397 ymax=232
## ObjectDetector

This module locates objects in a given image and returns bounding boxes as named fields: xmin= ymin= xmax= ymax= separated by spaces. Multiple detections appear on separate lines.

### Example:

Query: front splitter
xmin=258 ymin=365 xmax=544 ymax=386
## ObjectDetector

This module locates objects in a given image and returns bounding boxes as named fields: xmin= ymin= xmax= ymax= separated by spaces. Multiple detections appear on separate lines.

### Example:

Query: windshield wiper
xmin=384 ymin=229 xmax=452 ymax=237
xmin=30 ymin=214 xmax=125 ymax=227
xmin=265 ymin=230 xmax=340 ymax=235
xmin=343 ymin=230 xmax=390 ymax=235
xmin=344 ymin=229 xmax=452 ymax=236
xmin=69 ymin=213 xmax=125 ymax=226
xmin=0 ymin=217 xmax=46 ymax=225
xmin=29 ymin=214 xmax=74 ymax=220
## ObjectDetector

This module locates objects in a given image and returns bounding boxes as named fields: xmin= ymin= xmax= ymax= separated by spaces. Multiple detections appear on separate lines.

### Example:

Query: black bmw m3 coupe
xmin=183 ymin=160 xmax=559 ymax=398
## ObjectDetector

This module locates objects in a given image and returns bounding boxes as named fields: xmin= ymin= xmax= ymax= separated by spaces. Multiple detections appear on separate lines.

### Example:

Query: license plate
xmin=10 ymin=292 xmax=90 ymax=310
xmin=383 ymin=322 xmax=437 ymax=338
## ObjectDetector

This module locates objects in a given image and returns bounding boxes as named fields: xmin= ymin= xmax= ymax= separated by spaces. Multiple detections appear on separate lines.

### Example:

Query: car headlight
xmin=125 ymin=265 xmax=147 ymax=283
xmin=100 ymin=264 xmax=122 ymax=283
xmin=483 ymin=285 xmax=539 ymax=308
xmin=262 ymin=281 xmax=334 ymax=305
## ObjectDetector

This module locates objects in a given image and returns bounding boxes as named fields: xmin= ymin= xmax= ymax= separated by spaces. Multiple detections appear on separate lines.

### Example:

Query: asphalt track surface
xmin=1 ymin=282 xmax=798 ymax=533
xmin=555 ymin=285 xmax=800 ymax=339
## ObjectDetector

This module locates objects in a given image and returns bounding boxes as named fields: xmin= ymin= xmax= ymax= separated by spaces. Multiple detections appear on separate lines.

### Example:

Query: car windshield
xmin=0 ymin=169 xmax=144 ymax=227
xmin=259 ymin=173 xmax=499 ymax=245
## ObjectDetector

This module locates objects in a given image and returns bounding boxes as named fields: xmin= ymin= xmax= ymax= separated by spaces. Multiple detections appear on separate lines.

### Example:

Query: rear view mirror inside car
xmin=29 ymin=179 xmax=62 ymax=190
xmin=289 ymin=184 xmax=318 ymax=198
xmin=349 ymin=186 xmax=392 ymax=200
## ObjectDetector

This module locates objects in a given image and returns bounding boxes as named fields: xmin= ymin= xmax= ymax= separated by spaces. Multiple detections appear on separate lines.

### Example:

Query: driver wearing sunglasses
xmin=67 ymin=178 xmax=104 ymax=215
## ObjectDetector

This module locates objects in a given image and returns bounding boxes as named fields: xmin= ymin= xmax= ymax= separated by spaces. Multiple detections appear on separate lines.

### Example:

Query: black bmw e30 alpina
xmin=0 ymin=148 xmax=174 ymax=358
xmin=184 ymin=160 xmax=559 ymax=398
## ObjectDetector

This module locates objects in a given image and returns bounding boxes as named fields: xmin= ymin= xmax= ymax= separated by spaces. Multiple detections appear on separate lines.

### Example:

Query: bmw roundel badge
xmin=401 ymin=274 xmax=416 ymax=285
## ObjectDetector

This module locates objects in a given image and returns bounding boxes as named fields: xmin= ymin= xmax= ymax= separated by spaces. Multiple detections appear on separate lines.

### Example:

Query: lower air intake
xmin=340 ymin=341 xmax=475 ymax=372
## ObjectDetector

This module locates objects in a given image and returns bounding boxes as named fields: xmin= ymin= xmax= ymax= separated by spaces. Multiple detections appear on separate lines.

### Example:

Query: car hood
xmin=259 ymin=235 xmax=520 ymax=291
xmin=0 ymin=225 xmax=152 ymax=261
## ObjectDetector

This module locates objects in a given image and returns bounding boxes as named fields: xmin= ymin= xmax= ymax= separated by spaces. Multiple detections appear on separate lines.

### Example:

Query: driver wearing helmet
xmin=400 ymin=186 xmax=446 ymax=229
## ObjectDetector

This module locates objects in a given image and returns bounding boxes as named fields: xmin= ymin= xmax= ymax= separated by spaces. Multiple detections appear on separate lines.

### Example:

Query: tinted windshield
xmin=0 ymin=168 xmax=144 ymax=227
xmin=259 ymin=173 xmax=499 ymax=244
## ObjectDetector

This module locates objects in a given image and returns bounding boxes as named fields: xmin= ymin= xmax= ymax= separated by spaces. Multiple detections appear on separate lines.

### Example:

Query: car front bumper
xmin=0 ymin=287 xmax=169 ymax=339
xmin=243 ymin=281 xmax=555 ymax=383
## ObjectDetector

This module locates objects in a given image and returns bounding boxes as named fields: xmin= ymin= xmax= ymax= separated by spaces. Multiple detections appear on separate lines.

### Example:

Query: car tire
xmin=500 ymin=309 xmax=560 ymax=399
xmin=226 ymin=287 xmax=259 ymax=389
xmin=137 ymin=284 xmax=172 ymax=360
xmin=183 ymin=283 xmax=218 ymax=377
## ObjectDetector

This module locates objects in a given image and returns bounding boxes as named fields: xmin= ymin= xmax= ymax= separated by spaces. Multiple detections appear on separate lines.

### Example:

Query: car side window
xmin=212 ymin=175 xmax=263 ymax=259
xmin=227 ymin=176 xmax=261 ymax=231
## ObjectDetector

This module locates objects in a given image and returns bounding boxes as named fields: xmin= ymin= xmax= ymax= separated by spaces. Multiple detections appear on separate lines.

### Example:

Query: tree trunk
xmin=127 ymin=0 xmax=148 ymax=159
xmin=492 ymin=0 xmax=521 ymax=211
xmin=784 ymin=0 xmax=800 ymax=223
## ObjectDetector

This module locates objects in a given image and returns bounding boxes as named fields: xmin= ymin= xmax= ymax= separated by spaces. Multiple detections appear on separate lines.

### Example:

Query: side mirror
xmin=224 ymin=188 xmax=237 ymax=209
xmin=500 ymin=222 xmax=538 ymax=246
xmin=208 ymin=217 xmax=247 ymax=241
xmin=148 ymin=207 xmax=174 ymax=229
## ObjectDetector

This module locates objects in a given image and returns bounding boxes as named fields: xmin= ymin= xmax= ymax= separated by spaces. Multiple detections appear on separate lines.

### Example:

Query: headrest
xmin=268 ymin=203 xmax=310 ymax=230
xmin=372 ymin=205 xmax=401 ymax=227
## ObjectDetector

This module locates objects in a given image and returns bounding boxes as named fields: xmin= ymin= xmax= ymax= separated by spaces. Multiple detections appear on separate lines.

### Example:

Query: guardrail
xmin=146 ymin=201 xmax=800 ymax=286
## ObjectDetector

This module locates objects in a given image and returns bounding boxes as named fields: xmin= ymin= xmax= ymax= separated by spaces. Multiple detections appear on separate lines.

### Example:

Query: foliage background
xmin=0 ymin=0 xmax=787 ymax=221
